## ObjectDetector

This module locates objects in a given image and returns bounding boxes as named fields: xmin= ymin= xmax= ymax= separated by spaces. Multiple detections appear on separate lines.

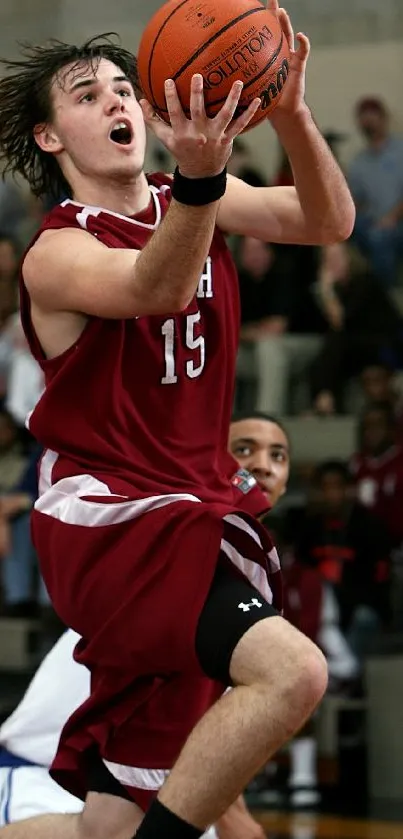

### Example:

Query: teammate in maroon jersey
xmin=0 ymin=1 xmax=354 ymax=836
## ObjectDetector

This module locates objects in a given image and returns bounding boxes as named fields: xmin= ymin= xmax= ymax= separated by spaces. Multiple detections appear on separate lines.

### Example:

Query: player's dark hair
xmin=0 ymin=34 xmax=141 ymax=199
xmin=231 ymin=410 xmax=289 ymax=442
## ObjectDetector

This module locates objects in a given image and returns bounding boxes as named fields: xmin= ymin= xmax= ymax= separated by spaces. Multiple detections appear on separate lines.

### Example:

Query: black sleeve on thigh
xmin=195 ymin=559 xmax=279 ymax=685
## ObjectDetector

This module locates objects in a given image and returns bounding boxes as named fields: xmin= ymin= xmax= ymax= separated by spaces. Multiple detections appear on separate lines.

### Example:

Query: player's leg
xmin=60 ymin=564 xmax=327 ymax=839
xmin=135 ymin=564 xmax=327 ymax=836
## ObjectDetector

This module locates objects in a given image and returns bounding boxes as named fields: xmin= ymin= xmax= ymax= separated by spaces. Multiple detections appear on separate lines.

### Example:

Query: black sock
xmin=134 ymin=798 xmax=204 ymax=838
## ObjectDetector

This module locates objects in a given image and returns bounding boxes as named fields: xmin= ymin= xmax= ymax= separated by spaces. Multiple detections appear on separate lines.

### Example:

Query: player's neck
xmin=70 ymin=171 xmax=151 ymax=217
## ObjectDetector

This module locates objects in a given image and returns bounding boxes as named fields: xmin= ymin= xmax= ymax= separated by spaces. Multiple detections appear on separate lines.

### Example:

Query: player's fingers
xmin=164 ymin=79 xmax=187 ymax=128
xmin=279 ymin=8 xmax=295 ymax=52
xmin=189 ymin=73 xmax=207 ymax=125
xmin=267 ymin=0 xmax=280 ymax=14
xmin=224 ymin=97 xmax=261 ymax=142
xmin=295 ymin=32 xmax=310 ymax=63
xmin=140 ymin=100 xmax=173 ymax=143
xmin=213 ymin=80 xmax=244 ymax=132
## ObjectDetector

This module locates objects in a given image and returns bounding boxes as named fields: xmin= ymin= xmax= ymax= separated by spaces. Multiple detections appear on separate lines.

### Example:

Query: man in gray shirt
xmin=348 ymin=97 xmax=403 ymax=287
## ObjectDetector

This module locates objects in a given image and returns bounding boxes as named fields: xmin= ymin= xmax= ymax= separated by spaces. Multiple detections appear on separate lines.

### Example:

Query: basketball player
xmin=229 ymin=412 xmax=358 ymax=808
xmin=0 ymin=0 xmax=354 ymax=835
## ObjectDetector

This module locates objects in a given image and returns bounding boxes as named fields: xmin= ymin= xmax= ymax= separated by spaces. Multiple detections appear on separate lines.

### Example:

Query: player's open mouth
xmin=108 ymin=120 xmax=133 ymax=146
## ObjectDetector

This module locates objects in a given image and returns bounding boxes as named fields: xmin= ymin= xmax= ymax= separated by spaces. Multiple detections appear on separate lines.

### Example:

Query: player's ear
xmin=34 ymin=122 xmax=64 ymax=154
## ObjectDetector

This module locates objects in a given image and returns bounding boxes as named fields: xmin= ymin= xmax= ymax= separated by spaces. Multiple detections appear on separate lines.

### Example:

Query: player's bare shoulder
xmin=22 ymin=224 xmax=144 ymax=322
xmin=22 ymin=226 xmax=107 ymax=308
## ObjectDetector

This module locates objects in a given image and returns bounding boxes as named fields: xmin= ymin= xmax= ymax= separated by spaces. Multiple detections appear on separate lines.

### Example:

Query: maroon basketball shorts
xmin=33 ymin=488 xmax=281 ymax=809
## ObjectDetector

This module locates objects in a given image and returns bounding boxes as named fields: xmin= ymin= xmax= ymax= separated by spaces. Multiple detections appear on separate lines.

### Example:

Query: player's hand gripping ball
xmin=137 ymin=0 xmax=291 ymax=130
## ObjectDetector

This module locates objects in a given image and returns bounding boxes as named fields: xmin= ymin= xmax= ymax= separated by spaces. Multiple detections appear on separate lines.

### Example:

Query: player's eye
xmin=117 ymin=88 xmax=132 ymax=97
xmin=80 ymin=93 xmax=95 ymax=103
xmin=234 ymin=445 xmax=252 ymax=457
xmin=272 ymin=451 xmax=287 ymax=463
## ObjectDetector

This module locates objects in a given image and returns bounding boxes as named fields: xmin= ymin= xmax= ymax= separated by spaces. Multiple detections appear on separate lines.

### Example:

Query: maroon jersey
xmin=21 ymin=175 xmax=281 ymax=806
xmin=350 ymin=444 xmax=403 ymax=545
xmin=21 ymin=174 xmax=265 ymax=513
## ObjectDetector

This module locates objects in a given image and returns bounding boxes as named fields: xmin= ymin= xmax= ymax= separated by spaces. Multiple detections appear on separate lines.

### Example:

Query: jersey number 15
xmin=161 ymin=313 xmax=205 ymax=384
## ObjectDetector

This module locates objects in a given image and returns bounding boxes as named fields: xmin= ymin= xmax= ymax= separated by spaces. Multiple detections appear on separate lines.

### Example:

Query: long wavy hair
xmin=0 ymin=34 xmax=141 ymax=199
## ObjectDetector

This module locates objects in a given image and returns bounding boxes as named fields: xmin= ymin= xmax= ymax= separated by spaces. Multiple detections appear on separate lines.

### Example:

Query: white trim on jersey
xmin=34 ymin=450 xmax=274 ymax=604
xmin=103 ymin=761 xmax=169 ymax=791
xmin=61 ymin=185 xmax=162 ymax=231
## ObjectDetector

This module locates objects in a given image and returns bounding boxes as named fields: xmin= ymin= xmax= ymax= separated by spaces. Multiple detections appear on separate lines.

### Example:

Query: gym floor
xmin=254 ymin=810 xmax=403 ymax=839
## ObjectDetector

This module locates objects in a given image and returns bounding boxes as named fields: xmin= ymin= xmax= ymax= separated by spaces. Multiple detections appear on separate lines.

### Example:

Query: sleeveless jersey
xmin=20 ymin=173 xmax=265 ymax=514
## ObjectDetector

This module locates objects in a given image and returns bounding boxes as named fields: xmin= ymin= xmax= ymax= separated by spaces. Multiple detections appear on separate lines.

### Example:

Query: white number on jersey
xmin=161 ymin=313 xmax=205 ymax=384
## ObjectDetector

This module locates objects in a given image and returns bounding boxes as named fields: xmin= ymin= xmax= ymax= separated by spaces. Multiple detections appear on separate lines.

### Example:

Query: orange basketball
xmin=137 ymin=0 xmax=290 ymax=131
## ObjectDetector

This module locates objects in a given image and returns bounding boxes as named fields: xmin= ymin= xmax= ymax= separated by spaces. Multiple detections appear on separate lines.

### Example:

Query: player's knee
xmin=230 ymin=615 xmax=328 ymax=718
xmin=292 ymin=638 xmax=328 ymax=714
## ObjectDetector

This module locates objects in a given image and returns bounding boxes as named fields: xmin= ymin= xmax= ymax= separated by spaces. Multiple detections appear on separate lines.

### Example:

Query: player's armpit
xmin=23 ymin=227 xmax=182 ymax=320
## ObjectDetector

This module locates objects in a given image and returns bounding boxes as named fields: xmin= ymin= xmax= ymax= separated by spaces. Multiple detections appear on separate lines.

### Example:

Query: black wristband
xmin=171 ymin=166 xmax=227 ymax=206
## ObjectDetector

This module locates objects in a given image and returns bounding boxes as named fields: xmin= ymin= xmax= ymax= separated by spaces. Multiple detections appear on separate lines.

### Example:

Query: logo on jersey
xmin=231 ymin=468 xmax=257 ymax=495
xmin=238 ymin=598 xmax=263 ymax=612
xmin=197 ymin=257 xmax=213 ymax=299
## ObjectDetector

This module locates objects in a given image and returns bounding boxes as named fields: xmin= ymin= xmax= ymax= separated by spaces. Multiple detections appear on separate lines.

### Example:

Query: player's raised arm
xmin=217 ymin=5 xmax=355 ymax=246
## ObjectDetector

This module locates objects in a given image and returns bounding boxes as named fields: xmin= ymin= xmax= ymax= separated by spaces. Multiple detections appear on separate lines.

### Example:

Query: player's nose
xmin=251 ymin=456 xmax=272 ymax=477
xmin=105 ymin=92 xmax=125 ymax=115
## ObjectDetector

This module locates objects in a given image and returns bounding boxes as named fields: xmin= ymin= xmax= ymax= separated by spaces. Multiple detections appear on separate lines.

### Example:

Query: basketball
xmin=137 ymin=0 xmax=290 ymax=131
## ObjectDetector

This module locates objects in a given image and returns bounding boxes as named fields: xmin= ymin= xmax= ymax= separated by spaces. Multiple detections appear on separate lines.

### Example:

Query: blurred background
xmin=0 ymin=1 xmax=403 ymax=836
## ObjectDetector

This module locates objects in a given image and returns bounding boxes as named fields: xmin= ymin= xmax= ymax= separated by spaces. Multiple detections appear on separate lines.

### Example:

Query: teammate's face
xmin=229 ymin=418 xmax=290 ymax=506
xmin=35 ymin=59 xmax=147 ymax=188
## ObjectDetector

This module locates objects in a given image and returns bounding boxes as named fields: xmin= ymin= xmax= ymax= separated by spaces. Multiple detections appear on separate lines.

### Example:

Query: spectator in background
xmin=348 ymin=97 xmax=403 ymax=286
xmin=0 ymin=443 xmax=48 ymax=617
xmin=310 ymin=242 xmax=403 ymax=415
xmin=297 ymin=460 xmax=390 ymax=660
xmin=4 ymin=313 xmax=44 ymax=428
xmin=0 ymin=233 xmax=19 ymax=285
xmin=235 ymin=236 xmax=321 ymax=415
xmin=0 ymin=175 xmax=27 ymax=241
xmin=0 ymin=409 xmax=26 ymax=492
xmin=0 ymin=234 xmax=20 ymax=404
xmin=272 ymin=143 xmax=323 ymax=337
xmin=226 ymin=137 xmax=266 ymax=187
xmin=358 ymin=362 xmax=403 ymax=442
xmin=350 ymin=403 xmax=403 ymax=628
xmin=350 ymin=403 xmax=403 ymax=549
xmin=237 ymin=236 xmax=295 ymax=340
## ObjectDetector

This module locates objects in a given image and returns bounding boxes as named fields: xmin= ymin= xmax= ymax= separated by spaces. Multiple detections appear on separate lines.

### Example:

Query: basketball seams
xmin=146 ymin=0 xmax=194 ymax=107
xmin=151 ymin=31 xmax=285 ymax=118
xmin=172 ymin=6 xmax=266 ymax=84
